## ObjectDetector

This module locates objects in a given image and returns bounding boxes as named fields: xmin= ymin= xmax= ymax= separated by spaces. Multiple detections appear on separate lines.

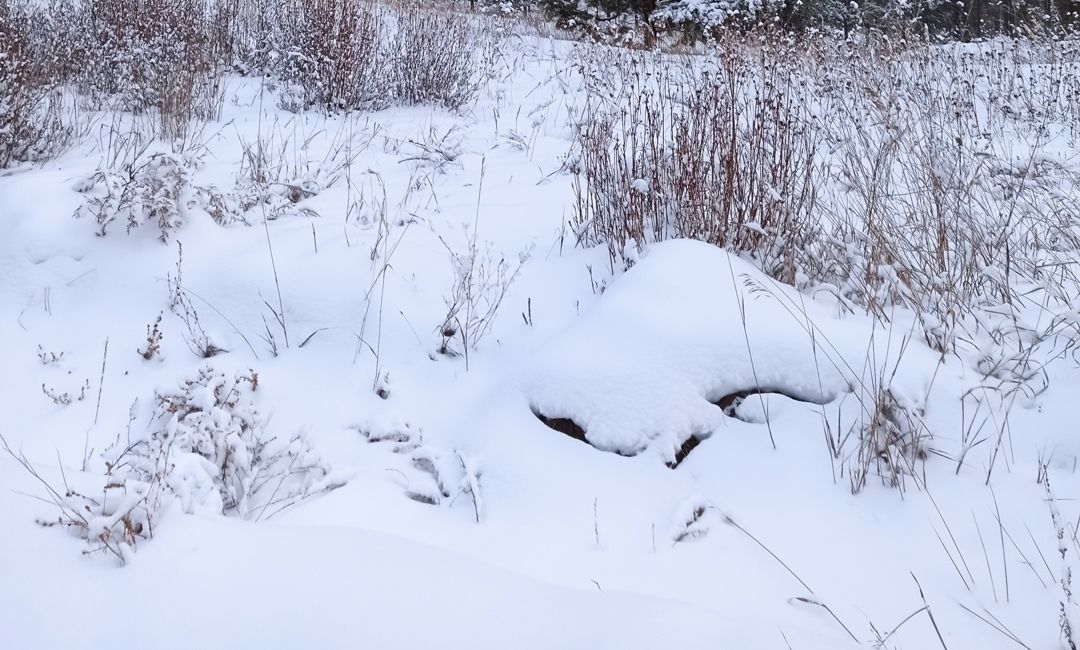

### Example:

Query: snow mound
xmin=523 ymin=239 xmax=933 ymax=463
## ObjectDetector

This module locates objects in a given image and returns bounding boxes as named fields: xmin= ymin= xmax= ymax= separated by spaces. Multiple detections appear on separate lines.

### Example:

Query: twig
xmin=791 ymin=596 xmax=859 ymax=644
xmin=724 ymin=513 xmax=812 ymax=593
xmin=93 ymin=338 xmax=109 ymax=426
xmin=911 ymin=574 xmax=949 ymax=650
xmin=957 ymin=604 xmax=1031 ymax=649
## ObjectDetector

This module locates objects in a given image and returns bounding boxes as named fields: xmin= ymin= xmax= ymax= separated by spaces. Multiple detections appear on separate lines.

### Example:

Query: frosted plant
xmin=124 ymin=366 xmax=341 ymax=519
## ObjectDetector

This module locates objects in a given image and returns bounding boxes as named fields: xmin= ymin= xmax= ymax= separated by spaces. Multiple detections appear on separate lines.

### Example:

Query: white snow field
xmin=3 ymin=12 xmax=1080 ymax=649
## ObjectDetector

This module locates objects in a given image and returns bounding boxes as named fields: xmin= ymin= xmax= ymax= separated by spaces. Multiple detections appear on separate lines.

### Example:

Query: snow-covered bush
xmin=36 ymin=0 xmax=222 ymax=139
xmin=75 ymin=150 xmax=235 ymax=243
xmin=118 ymin=366 xmax=341 ymax=519
xmin=408 ymin=447 xmax=483 ymax=522
xmin=74 ymin=114 xmax=361 ymax=242
xmin=0 ymin=1 xmax=67 ymax=168
xmin=2 ymin=427 xmax=152 ymax=564
xmin=36 ymin=473 xmax=157 ymax=563
xmin=357 ymin=418 xmax=482 ymax=522
xmin=671 ymin=498 xmax=714 ymax=545
xmin=356 ymin=417 xmax=423 ymax=448
xmin=5 ymin=367 xmax=342 ymax=563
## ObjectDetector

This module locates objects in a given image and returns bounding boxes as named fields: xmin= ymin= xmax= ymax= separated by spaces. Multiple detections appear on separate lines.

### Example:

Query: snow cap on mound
xmin=523 ymin=239 xmax=934 ymax=463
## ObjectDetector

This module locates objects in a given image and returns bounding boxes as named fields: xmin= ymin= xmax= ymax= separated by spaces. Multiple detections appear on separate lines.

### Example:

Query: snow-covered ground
xmin=3 ymin=27 xmax=1080 ymax=649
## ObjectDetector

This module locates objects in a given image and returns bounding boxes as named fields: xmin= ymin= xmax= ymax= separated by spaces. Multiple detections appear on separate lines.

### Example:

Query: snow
xmin=524 ymin=239 xmax=936 ymax=462
xmin=1 ymin=30 xmax=1079 ymax=650
xmin=1 ymin=514 xmax=750 ymax=649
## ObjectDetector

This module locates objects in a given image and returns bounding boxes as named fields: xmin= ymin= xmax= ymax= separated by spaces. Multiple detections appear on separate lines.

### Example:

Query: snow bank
xmin=523 ymin=239 xmax=935 ymax=463
xmin=0 ymin=514 xmax=744 ymax=650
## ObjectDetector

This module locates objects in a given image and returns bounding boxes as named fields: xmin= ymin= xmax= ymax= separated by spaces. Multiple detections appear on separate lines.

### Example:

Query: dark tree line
xmin=536 ymin=0 xmax=1080 ymax=39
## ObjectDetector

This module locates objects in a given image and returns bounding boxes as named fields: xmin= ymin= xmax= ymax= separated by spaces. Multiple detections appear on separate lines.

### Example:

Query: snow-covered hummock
xmin=524 ymin=240 xmax=935 ymax=463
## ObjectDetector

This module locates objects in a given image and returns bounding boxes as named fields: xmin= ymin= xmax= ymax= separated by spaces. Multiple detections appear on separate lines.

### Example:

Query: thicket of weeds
xmin=0 ymin=0 xmax=497 ymax=170
xmin=1 ymin=0 xmax=501 ymax=247
xmin=576 ymin=35 xmax=1080 ymax=345
xmin=571 ymin=32 xmax=1080 ymax=489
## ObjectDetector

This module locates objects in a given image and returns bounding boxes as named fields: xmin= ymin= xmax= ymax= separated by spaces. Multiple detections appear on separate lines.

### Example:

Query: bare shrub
xmin=574 ymin=38 xmax=820 ymax=279
xmin=233 ymin=113 xmax=368 ymax=220
xmin=40 ymin=0 xmax=223 ymax=139
xmin=41 ymin=380 xmax=90 ymax=406
xmin=438 ymin=239 xmax=525 ymax=368
xmin=848 ymin=386 xmax=928 ymax=494
xmin=36 ymin=345 xmax=64 ymax=365
xmin=279 ymin=0 xmax=388 ymax=112
xmin=0 ymin=0 xmax=68 ymax=167
xmin=166 ymin=242 xmax=227 ymax=358
xmin=273 ymin=0 xmax=494 ymax=112
xmin=391 ymin=3 xmax=494 ymax=110
xmin=11 ymin=0 xmax=498 ymax=134
xmin=138 ymin=312 xmax=164 ymax=360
